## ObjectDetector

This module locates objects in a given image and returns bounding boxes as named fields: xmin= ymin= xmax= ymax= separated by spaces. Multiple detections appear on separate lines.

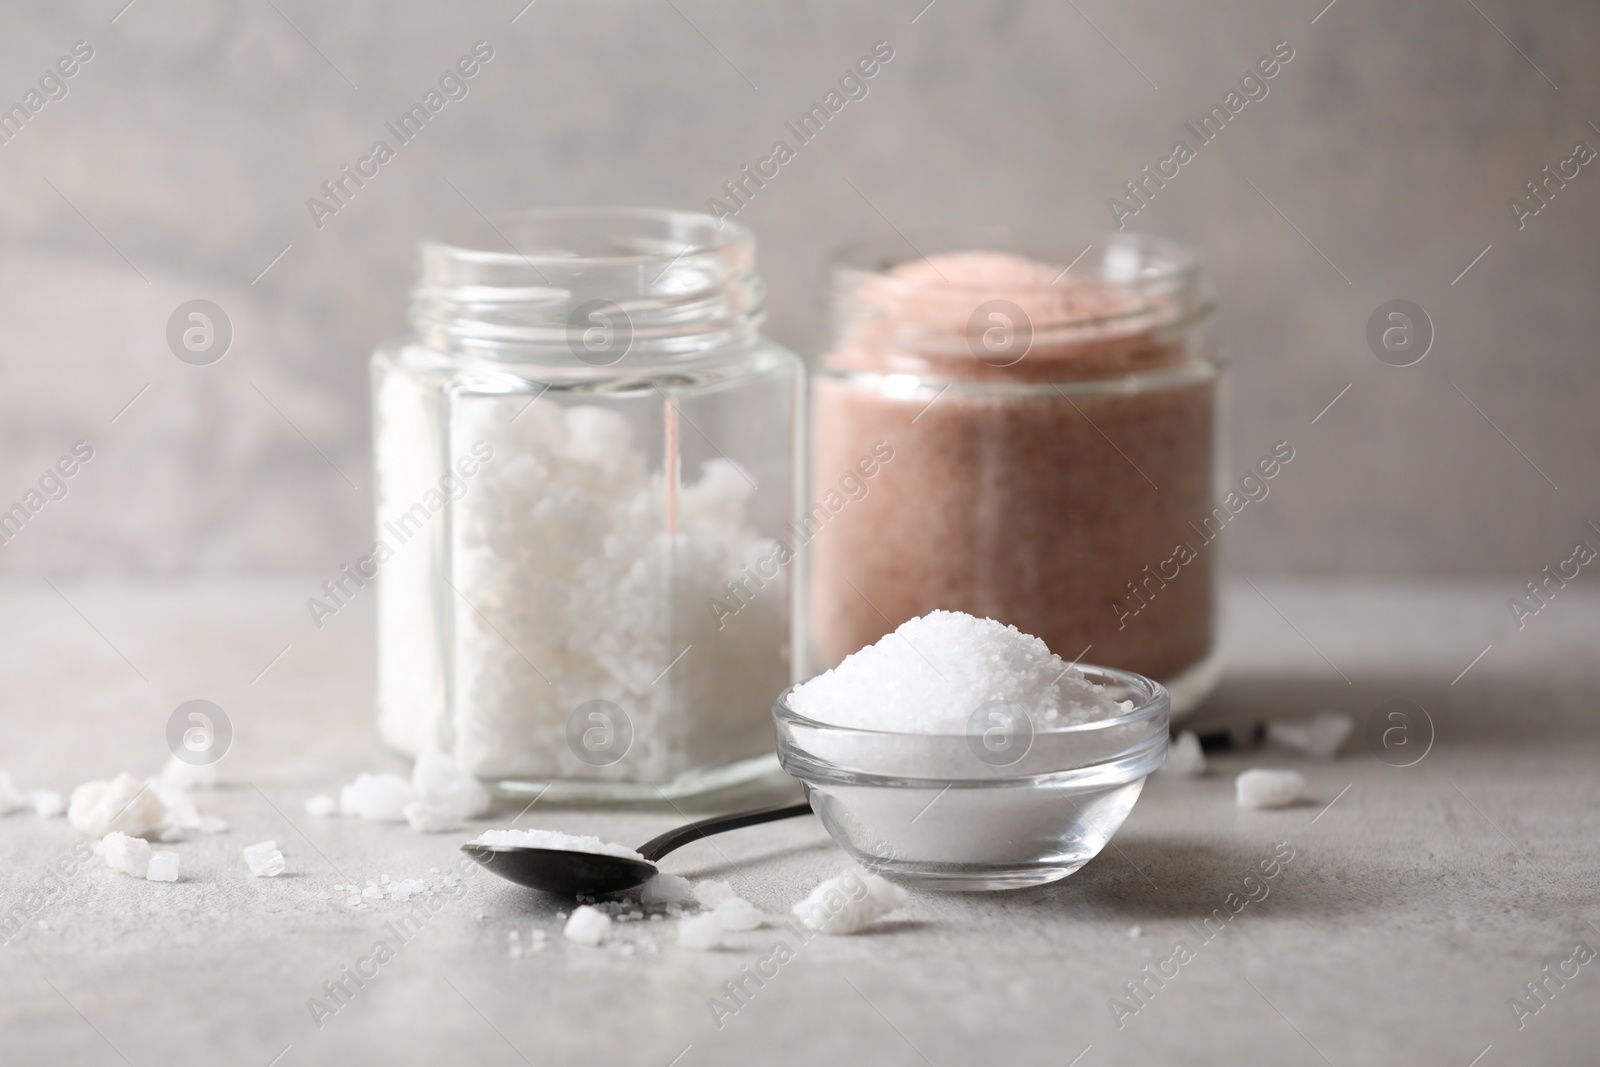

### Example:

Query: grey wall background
xmin=0 ymin=0 xmax=1594 ymax=579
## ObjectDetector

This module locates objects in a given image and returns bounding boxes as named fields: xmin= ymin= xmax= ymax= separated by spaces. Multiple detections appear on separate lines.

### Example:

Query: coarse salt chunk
xmin=411 ymin=750 xmax=491 ymax=820
xmin=563 ymin=905 xmax=611 ymax=946
xmin=29 ymin=790 xmax=65 ymax=818
xmin=146 ymin=851 xmax=180 ymax=882
xmin=1235 ymin=769 xmax=1306 ymax=810
xmin=788 ymin=610 xmax=1126 ymax=733
xmin=243 ymin=840 xmax=287 ymax=877
xmin=304 ymin=794 xmax=337 ymax=818
xmin=103 ymin=832 xmax=153 ymax=878
xmin=677 ymin=913 xmax=724 ymax=951
xmin=714 ymin=897 xmax=764 ymax=931
xmin=470 ymin=828 xmax=644 ymax=862
xmin=159 ymin=755 xmax=221 ymax=790
xmin=1267 ymin=712 xmax=1353 ymax=760
xmin=69 ymin=774 xmax=167 ymax=839
xmin=339 ymin=773 xmax=415 ymax=822
xmin=0 ymin=772 xmax=25 ymax=814
xmin=402 ymin=801 xmax=462 ymax=834
xmin=791 ymin=870 xmax=909 ymax=935
xmin=639 ymin=873 xmax=694 ymax=905
xmin=692 ymin=879 xmax=738 ymax=907
xmin=1159 ymin=731 xmax=1207 ymax=778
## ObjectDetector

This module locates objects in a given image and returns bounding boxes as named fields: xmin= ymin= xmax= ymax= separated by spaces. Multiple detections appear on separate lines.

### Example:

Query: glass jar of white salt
xmin=371 ymin=207 xmax=803 ymax=800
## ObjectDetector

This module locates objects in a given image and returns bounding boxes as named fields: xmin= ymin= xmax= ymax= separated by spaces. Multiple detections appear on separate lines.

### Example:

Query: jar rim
xmin=409 ymin=206 xmax=766 ymax=361
xmin=418 ymin=205 xmax=756 ymax=268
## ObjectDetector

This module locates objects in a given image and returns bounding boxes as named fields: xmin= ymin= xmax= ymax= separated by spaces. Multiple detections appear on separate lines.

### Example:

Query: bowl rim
xmin=772 ymin=662 xmax=1171 ymax=743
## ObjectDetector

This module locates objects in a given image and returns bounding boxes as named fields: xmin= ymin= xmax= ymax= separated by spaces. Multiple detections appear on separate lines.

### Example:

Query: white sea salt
xmin=1267 ymin=712 xmax=1353 ymax=760
xmin=28 ymin=790 xmax=65 ymax=818
xmin=788 ymin=610 xmax=1124 ymax=732
xmin=339 ymin=773 xmax=415 ymax=821
xmin=146 ymin=851 xmax=180 ymax=882
xmin=1160 ymin=731 xmax=1207 ymax=778
xmin=713 ymin=898 xmax=764 ymax=931
xmin=304 ymin=794 xmax=337 ymax=818
xmin=243 ymin=840 xmax=287 ymax=877
xmin=378 ymin=398 xmax=786 ymax=782
xmin=677 ymin=912 xmax=724 ymax=951
xmin=0 ymin=772 xmax=26 ymax=814
xmin=563 ymin=905 xmax=612 ymax=946
xmin=470 ymin=828 xmax=644 ymax=862
xmin=103 ymin=832 xmax=152 ymax=878
xmin=69 ymin=774 xmax=167 ymax=839
xmin=159 ymin=756 xmax=221 ymax=791
xmin=1235 ymin=769 xmax=1306 ymax=810
xmin=412 ymin=750 xmax=491 ymax=819
xmin=402 ymin=802 xmax=463 ymax=833
xmin=791 ymin=870 xmax=908 ymax=935
xmin=692 ymin=879 xmax=738 ymax=907
xmin=639 ymin=873 xmax=694 ymax=905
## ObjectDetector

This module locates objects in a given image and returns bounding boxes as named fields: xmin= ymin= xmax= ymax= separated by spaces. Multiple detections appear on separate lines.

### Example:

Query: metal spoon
xmin=460 ymin=800 xmax=812 ymax=897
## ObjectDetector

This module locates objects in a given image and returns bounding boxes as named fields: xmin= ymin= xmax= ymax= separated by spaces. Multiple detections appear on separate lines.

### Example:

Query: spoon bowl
xmin=459 ymin=845 xmax=657 ymax=897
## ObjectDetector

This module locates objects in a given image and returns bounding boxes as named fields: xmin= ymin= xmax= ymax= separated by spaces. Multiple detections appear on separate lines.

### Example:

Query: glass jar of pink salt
xmin=809 ymin=230 xmax=1222 ymax=715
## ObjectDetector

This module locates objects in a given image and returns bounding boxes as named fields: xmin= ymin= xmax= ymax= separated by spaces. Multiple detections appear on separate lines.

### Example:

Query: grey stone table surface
xmin=1 ymin=578 xmax=1597 ymax=1067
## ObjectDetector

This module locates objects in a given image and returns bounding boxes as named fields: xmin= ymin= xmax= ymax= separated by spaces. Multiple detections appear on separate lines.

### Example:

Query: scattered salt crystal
xmin=1160 ymin=731 xmax=1207 ymax=778
xmin=1235 ymin=769 xmax=1306 ymax=809
xmin=243 ymin=840 xmax=287 ymax=877
xmin=339 ymin=773 xmax=415 ymax=822
xmin=791 ymin=870 xmax=908 ymax=935
xmin=159 ymin=756 xmax=221 ymax=790
xmin=714 ymin=898 xmax=764 ymax=931
xmin=412 ymin=750 xmax=491 ymax=820
xmin=362 ymin=883 xmax=383 ymax=899
xmin=692 ymin=880 xmax=738 ymax=907
xmin=347 ymin=895 xmax=362 ymax=907
xmin=563 ymin=905 xmax=611 ymax=946
xmin=1267 ymin=712 xmax=1353 ymax=760
xmin=470 ymin=828 xmax=644 ymax=862
xmin=304 ymin=794 xmax=337 ymax=818
xmin=28 ymin=790 xmax=65 ymax=818
xmin=787 ymin=610 xmax=1125 ymax=732
xmin=677 ymin=913 xmax=724 ymax=950
xmin=0 ymin=772 xmax=25 ymax=814
xmin=640 ymin=873 xmax=694 ymax=905
xmin=103 ymin=832 xmax=153 ymax=878
xmin=68 ymin=773 xmax=167 ymax=838
xmin=402 ymin=801 xmax=463 ymax=833
xmin=146 ymin=851 xmax=180 ymax=882
xmin=1128 ymin=925 xmax=1142 ymax=939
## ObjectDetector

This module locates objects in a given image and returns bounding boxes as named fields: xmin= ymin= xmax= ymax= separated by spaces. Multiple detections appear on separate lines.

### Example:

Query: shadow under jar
xmin=372 ymin=208 xmax=804 ymax=801
xmin=809 ymin=231 xmax=1222 ymax=716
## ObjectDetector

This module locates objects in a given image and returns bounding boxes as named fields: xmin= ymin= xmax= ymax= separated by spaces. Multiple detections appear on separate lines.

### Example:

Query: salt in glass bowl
xmin=773 ymin=664 xmax=1169 ymax=890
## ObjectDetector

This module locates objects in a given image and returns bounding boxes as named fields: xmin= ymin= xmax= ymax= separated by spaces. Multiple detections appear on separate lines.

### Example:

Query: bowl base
xmin=874 ymin=861 xmax=1091 ymax=892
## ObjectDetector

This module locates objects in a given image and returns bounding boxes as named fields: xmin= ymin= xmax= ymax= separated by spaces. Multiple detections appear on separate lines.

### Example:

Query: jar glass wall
xmin=373 ymin=208 xmax=804 ymax=799
xmin=809 ymin=230 xmax=1222 ymax=717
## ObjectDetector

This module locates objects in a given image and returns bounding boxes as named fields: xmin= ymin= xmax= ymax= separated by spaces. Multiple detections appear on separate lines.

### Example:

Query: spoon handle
xmin=637 ymin=800 xmax=813 ymax=863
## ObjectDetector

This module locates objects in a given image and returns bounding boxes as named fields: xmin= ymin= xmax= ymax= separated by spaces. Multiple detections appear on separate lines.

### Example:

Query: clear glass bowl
xmin=773 ymin=665 xmax=1169 ymax=890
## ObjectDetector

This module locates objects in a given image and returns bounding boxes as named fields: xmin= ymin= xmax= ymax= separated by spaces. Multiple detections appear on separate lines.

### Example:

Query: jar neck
xmin=824 ymin=230 xmax=1212 ymax=383
xmin=409 ymin=207 xmax=765 ymax=367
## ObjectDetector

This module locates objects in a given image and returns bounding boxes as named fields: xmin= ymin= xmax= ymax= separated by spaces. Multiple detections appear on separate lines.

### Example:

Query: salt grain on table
xmin=243 ymin=840 xmax=287 ymax=877
xmin=1235 ymin=769 xmax=1306 ymax=809
xmin=791 ymin=871 xmax=908 ymax=935
xmin=146 ymin=851 xmax=180 ymax=882
xmin=677 ymin=913 xmax=724 ymax=951
xmin=563 ymin=906 xmax=611 ymax=946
